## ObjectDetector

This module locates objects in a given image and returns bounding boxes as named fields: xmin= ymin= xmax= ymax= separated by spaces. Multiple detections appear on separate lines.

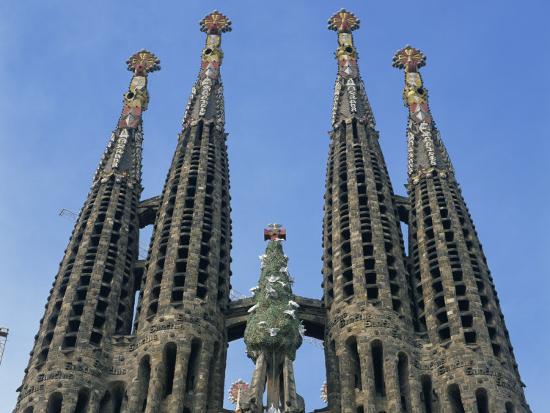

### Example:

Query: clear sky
xmin=0 ymin=0 xmax=548 ymax=411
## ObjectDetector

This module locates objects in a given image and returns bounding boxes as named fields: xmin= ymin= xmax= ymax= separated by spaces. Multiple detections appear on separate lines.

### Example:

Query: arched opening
xmin=186 ymin=338 xmax=202 ymax=393
xmin=46 ymin=392 xmax=63 ymax=413
xmin=475 ymin=388 xmax=489 ymax=413
xmin=346 ymin=336 xmax=362 ymax=390
xmin=22 ymin=407 xmax=33 ymax=413
xmin=447 ymin=384 xmax=465 ymax=413
xmin=111 ymin=381 xmax=126 ymax=413
xmin=206 ymin=341 xmax=220 ymax=410
xmin=293 ymin=336 xmax=326 ymax=411
xmin=505 ymin=401 xmax=515 ymax=413
xmin=397 ymin=353 xmax=411 ymax=412
xmin=223 ymin=336 xmax=327 ymax=411
xmin=420 ymin=375 xmax=434 ymax=413
xmin=327 ymin=339 xmax=341 ymax=405
xmin=137 ymin=355 xmax=151 ymax=412
xmin=74 ymin=388 xmax=90 ymax=413
xmin=163 ymin=342 xmax=177 ymax=397
xmin=371 ymin=340 xmax=386 ymax=397
xmin=223 ymin=339 xmax=250 ymax=410
xmin=99 ymin=390 xmax=112 ymax=413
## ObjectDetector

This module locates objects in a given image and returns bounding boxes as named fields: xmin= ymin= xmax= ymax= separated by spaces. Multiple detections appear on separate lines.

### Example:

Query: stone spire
xmin=15 ymin=51 xmax=159 ymax=413
xmin=128 ymin=12 xmax=232 ymax=413
xmin=392 ymin=46 xmax=453 ymax=179
xmin=94 ymin=50 xmax=160 ymax=186
xmin=321 ymin=10 xmax=414 ymax=413
xmin=241 ymin=225 xmax=304 ymax=413
xmin=394 ymin=46 xmax=530 ymax=412
xmin=181 ymin=10 xmax=231 ymax=130
xmin=328 ymin=9 xmax=375 ymax=128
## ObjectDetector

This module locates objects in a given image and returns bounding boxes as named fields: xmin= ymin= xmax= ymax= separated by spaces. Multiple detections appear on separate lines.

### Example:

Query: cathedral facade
xmin=14 ymin=10 xmax=530 ymax=413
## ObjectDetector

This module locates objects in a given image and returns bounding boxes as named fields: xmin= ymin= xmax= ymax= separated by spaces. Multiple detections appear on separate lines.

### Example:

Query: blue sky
xmin=0 ymin=0 xmax=549 ymax=410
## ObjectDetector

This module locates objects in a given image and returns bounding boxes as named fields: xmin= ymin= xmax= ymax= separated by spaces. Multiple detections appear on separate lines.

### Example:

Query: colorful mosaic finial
xmin=393 ymin=45 xmax=453 ymax=177
xmin=392 ymin=45 xmax=429 ymax=112
xmin=264 ymin=224 xmax=286 ymax=241
xmin=181 ymin=11 xmax=231 ymax=128
xmin=328 ymin=9 xmax=360 ymax=33
xmin=126 ymin=50 xmax=161 ymax=75
xmin=228 ymin=379 xmax=250 ymax=406
xmin=392 ymin=45 xmax=426 ymax=73
xmin=94 ymin=49 xmax=159 ymax=183
xmin=320 ymin=381 xmax=328 ymax=403
xmin=200 ymin=10 xmax=232 ymax=34
xmin=327 ymin=9 xmax=375 ymax=127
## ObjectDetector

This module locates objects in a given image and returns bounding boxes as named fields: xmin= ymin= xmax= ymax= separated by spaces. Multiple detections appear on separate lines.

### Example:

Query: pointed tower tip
xmin=328 ymin=9 xmax=360 ymax=32
xmin=264 ymin=224 xmax=287 ymax=241
xmin=200 ymin=11 xmax=232 ymax=34
xmin=392 ymin=46 xmax=426 ymax=72
xmin=126 ymin=50 xmax=161 ymax=74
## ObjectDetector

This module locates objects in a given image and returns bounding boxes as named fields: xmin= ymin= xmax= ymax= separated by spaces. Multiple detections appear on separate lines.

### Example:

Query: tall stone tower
xmin=319 ymin=10 xmax=531 ymax=412
xmin=128 ymin=11 xmax=232 ymax=413
xmin=13 ymin=8 xmax=531 ymax=413
xmin=322 ymin=10 xmax=415 ymax=412
xmin=15 ymin=50 xmax=160 ymax=412
xmin=392 ymin=45 xmax=529 ymax=412
xmin=13 ymin=10 xmax=233 ymax=413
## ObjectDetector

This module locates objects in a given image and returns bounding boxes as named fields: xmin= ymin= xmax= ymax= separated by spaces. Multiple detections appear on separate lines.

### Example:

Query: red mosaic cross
xmin=264 ymin=224 xmax=287 ymax=241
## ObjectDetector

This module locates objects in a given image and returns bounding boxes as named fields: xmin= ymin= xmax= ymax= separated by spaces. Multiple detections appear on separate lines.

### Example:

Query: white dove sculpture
xmin=268 ymin=328 xmax=280 ymax=337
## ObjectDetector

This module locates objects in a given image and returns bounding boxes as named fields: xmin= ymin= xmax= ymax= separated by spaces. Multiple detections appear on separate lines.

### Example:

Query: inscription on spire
xmin=95 ymin=50 xmax=159 ymax=183
xmin=393 ymin=46 xmax=453 ymax=178
xmin=182 ymin=11 xmax=231 ymax=129
xmin=328 ymin=10 xmax=374 ymax=128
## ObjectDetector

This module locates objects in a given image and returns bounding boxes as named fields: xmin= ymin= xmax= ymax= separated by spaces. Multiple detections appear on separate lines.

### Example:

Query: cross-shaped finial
xmin=392 ymin=45 xmax=426 ymax=73
xmin=264 ymin=223 xmax=287 ymax=241
xmin=126 ymin=50 xmax=161 ymax=75
xmin=200 ymin=11 xmax=232 ymax=34
xmin=328 ymin=9 xmax=360 ymax=33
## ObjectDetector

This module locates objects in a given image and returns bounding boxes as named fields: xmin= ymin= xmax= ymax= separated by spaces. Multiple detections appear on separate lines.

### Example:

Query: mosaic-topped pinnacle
xmin=200 ymin=11 xmax=232 ymax=34
xmin=328 ymin=9 xmax=360 ymax=33
xmin=228 ymin=379 xmax=249 ymax=406
xmin=393 ymin=45 xmax=426 ymax=72
xmin=126 ymin=50 xmax=161 ymax=75
xmin=264 ymin=223 xmax=286 ymax=241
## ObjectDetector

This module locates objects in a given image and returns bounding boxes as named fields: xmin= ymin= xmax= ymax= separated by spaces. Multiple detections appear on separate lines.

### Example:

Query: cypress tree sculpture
xmin=241 ymin=224 xmax=304 ymax=413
